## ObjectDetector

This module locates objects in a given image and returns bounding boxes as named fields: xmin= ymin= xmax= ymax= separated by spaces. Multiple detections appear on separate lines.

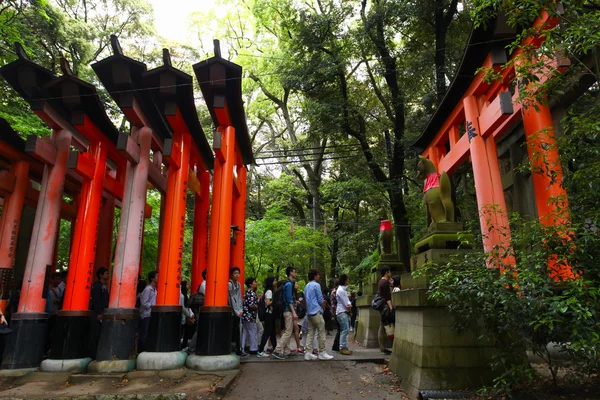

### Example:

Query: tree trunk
xmin=435 ymin=0 xmax=447 ymax=104
xmin=329 ymin=205 xmax=340 ymax=282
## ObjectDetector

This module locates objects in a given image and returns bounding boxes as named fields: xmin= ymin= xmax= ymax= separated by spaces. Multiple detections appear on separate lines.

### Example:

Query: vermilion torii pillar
xmin=0 ymin=46 xmax=72 ymax=369
xmin=91 ymin=36 xmax=170 ymax=370
xmin=230 ymin=160 xmax=248 ymax=285
xmin=141 ymin=49 xmax=214 ymax=357
xmin=0 ymin=162 xmax=28 ymax=310
xmin=521 ymin=97 xmax=575 ymax=280
xmin=45 ymin=58 xmax=126 ymax=364
xmin=0 ymin=121 xmax=30 ymax=315
xmin=463 ymin=95 xmax=512 ymax=259
xmin=191 ymin=41 xmax=254 ymax=363
xmin=191 ymin=170 xmax=211 ymax=294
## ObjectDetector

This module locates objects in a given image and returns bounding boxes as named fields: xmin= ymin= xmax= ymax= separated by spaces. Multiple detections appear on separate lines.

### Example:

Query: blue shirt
xmin=283 ymin=280 xmax=294 ymax=312
xmin=305 ymin=281 xmax=324 ymax=316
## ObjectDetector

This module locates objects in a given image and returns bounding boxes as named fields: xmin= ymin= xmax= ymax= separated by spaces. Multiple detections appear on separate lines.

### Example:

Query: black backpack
xmin=272 ymin=283 xmax=287 ymax=317
xmin=257 ymin=295 xmax=267 ymax=322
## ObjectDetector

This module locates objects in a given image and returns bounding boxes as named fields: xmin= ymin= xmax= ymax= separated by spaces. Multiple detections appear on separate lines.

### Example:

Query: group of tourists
xmin=25 ymin=263 xmax=394 ymax=360
xmin=226 ymin=266 xmax=361 ymax=361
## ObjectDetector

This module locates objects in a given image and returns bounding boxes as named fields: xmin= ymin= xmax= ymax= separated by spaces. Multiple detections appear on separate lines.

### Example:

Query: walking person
xmin=303 ymin=269 xmax=334 ymax=361
xmin=350 ymin=292 xmax=358 ymax=332
xmin=378 ymin=265 xmax=393 ymax=354
xmin=336 ymin=274 xmax=353 ymax=355
xmin=138 ymin=270 xmax=158 ymax=353
xmin=228 ymin=267 xmax=246 ymax=357
xmin=89 ymin=267 xmax=110 ymax=358
xmin=291 ymin=284 xmax=305 ymax=355
xmin=272 ymin=267 xmax=297 ymax=359
xmin=330 ymin=280 xmax=340 ymax=352
xmin=180 ymin=282 xmax=195 ymax=350
xmin=45 ymin=272 xmax=62 ymax=353
xmin=257 ymin=277 xmax=277 ymax=357
xmin=241 ymin=277 xmax=259 ymax=355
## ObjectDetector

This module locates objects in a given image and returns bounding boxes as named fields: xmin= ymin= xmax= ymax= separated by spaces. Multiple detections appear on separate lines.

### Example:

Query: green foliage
xmin=244 ymin=208 xmax=329 ymax=290
xmin=418 ymin=215 xmax=600 ymax=395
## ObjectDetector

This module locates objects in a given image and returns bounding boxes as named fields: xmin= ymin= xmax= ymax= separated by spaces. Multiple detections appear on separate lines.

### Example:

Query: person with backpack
xmin=291 ymin=284 xmax=305 ymax=355
xmin=257 ymin=276 xmax=277 ymax=357
xmin=241 ymin=277 xmax=259 ymax=355
xmin=378 ymin=265 xmax=393 ymax=354
xmin=228 ymin=267 xmax=246 ymax=357
xmin=272 ymin=266 xmax=298 ymax=359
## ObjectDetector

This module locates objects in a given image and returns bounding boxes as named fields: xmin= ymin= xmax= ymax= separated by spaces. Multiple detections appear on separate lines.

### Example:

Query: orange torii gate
xmin=90 ymin=36 xmax=174 ymax=369
xmin=190 ymin=41 xmax=254 ymax=363
xmin=140 ymin=48 xmax=214 ymax=357
xmin=0 ymin=45 xmax=126 ymax=369
xmin=413 ymin=6 xmax=574 ymax=279
xmin=0 ymin=38 xmax=253 ymax=373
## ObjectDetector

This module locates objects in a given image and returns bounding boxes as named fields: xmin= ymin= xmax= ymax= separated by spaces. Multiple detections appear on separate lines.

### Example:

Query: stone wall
xmin=388 ymin=272 xmax=499 ymax=399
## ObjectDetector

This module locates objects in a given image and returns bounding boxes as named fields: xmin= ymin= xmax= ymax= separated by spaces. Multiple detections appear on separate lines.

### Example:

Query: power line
xmin=244 ymin=212 xmax=426 ymax=227
xmin=254 ymin=150 xmax=361 ymax=160
xmin=255 ymin=154 xmax=360 ymax=165
xmin=256 ymin=143 xmax=362 ymax=154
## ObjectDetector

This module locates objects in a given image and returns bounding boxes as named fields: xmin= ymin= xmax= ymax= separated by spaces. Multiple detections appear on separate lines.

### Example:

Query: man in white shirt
xmin=138 ymin=270 xmax=158 ymax=353
xmin=336 ymin=274 xmax=353 ymax=355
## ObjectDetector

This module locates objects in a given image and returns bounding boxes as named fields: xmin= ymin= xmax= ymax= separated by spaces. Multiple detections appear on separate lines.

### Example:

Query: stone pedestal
xmin=413 ymin=222 xmax=474 ymax=255
xmin=389 ymin=234 xmax=499 ymax=399
xmin=355 ymin=261 xmax=403 ymax=348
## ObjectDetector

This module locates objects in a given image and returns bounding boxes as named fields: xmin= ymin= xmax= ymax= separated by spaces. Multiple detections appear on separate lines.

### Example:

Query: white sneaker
xmin=304 ymin=353 xmax=318 ymax=361
xmin=318 ymin=351 xmax=334 ymax=360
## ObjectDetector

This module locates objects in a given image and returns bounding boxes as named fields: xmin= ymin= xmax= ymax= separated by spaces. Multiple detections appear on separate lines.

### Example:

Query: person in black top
xmin=378 ymin=265 xmax=393 ymax=354
xmin=89 ymin=267 xmax=110 ymax=358
xmin=350 ymin=291 xmax=358 ymax=332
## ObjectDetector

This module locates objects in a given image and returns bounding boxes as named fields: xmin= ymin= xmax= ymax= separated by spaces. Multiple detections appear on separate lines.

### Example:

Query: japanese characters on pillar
xmin=0 ymin=120 xmax=30 ymax=313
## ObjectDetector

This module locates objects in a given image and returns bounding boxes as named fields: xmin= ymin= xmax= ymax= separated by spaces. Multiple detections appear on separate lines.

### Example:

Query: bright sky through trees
xmin=148 ymin=0 xmax=227 ymax=45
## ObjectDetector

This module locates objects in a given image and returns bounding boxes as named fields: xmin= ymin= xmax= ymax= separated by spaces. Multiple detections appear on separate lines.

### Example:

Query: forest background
xmin=1 ymin=0 xmax=599 ymax=296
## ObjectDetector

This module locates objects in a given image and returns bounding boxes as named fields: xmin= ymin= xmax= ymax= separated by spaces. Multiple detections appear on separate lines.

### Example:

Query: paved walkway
xmin=230 ymin=331 xmax=404 ymax=400
xmin=241 ymin=330 xmax=388 ymax=364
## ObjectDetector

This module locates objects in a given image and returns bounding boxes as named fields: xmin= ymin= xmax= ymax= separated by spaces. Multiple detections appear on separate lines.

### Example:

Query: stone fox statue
xmin=416 ymin=156 xmax=455 ymax=227
xmin=377 ymin=208 xmax=394 ymax=255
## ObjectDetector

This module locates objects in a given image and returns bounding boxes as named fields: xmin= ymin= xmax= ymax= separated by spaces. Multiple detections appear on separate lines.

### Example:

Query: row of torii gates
xmin=0 ymin=37 xmax=252 ymax=371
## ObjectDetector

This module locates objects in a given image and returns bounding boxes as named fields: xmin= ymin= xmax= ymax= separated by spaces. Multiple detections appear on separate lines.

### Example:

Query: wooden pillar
xmin=2 ymin=130 xmax=71 ymax=370
xmin=94 ymin=195 xmax=115 ymax=274
xmin=230 ymin=164 xmax=247 ymax=285
xmin=522 ymin=98 xmax=574 ymax=280
xmin=205 ymin=126 xmax=236 ymax=308
xmin=463 ymin=95 xmax=512 ymax=259
xmin=144 ymin=131 xmax=190 ymax=353
xmin=50 ymin=139 xmax=109 ymax=360
xmin=109 ymin=128 xmax=152 ymax=310
xmin=18 ymin=131 xmax=71 ymax=313
xmin=0 ymin=161 xmax=29 ymax=313
xmin=155 ymin=131 xmax=191 ymax=307
xmin=191 ymin=170 xmax=210 ymax=294
xmin=96 ymin=127 xmax=153 ymax=363
xmin=61 ymin=140 xmax=109 ymax=311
